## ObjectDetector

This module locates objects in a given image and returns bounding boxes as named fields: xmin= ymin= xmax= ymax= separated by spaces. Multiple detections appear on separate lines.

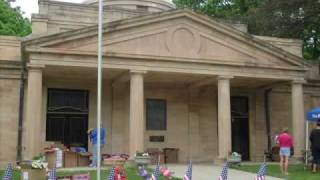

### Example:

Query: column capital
xmin=27 ymin=63 xmax=45 ymax=71
xmin=292 ymin=79 xmax=306 ymax=85
xmin=130 ymin=70 xmax=147 ymax=75
xmin=217 ymin=75 xmax=234 ymax=80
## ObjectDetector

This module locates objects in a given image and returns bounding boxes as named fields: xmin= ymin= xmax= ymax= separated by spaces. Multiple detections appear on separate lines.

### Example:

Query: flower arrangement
xmin=134 ymin=152 xmax=151 ymax=166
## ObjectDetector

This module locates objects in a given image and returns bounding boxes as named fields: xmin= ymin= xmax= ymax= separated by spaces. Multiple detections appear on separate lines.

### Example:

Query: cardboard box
xmin=45 ymin=151 xmax=56 ymax=169
xmin=147 ymin=148 xmax=164 ymax=164
xmin=78 ymin=153 xmax=90 ymax=167
xmin=163 ymin=148 xmax=179 ymax=163
xmin=64 ymin=151 xmax=77 ymax=168
xmin=21 ymin=169 xmax=46 ymax=180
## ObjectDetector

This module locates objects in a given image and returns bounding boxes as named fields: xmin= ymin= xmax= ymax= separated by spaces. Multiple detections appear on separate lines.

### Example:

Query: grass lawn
xmin=1 ymin=167 xmax=182 ymax=180
xmin=0 ymin=170 xmax=21 ymax=180
xmin=232 ymin=164 xmax=320 ymax=180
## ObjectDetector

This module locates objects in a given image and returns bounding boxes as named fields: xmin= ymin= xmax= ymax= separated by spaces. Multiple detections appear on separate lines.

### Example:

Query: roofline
xmin=23 ymin=9 xmax=310 ymax=68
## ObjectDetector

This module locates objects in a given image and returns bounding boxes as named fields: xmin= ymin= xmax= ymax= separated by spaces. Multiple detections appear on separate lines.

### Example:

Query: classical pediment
xmin=24 ymin=10 xmax=307 ymax=69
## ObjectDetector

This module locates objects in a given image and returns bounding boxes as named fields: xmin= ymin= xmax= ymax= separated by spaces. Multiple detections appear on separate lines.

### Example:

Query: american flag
xmin=254 ymin=163 xmax=266 ymax=180
xmin=108 ymin=166 xmax=115 ymax=180
xmin=2 ymin=163 xmax=13 ymax=180
xmin=150 ymin=161 xmax=160 ymax=180
xmin=48 ymin=168 xmax=57 ymax=180
xmin=218 ymin=163 xmax=228 ymax=180
xmin=183 ymin=160 xmax=192 ymax=180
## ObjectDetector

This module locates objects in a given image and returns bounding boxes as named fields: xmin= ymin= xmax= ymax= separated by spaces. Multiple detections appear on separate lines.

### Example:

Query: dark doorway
xmin=46 ymin=89 xmax=89 ymax=150
xmin=231 ymin=96 xmax=250 ymax=161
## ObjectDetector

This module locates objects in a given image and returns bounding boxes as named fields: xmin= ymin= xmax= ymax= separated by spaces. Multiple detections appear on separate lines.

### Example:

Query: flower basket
xmin=134 ymin=155 xmax=151 ymax=166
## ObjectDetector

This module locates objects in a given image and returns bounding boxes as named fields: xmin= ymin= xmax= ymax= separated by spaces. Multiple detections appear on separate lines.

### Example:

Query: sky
xmin=11 ymin=0 xmax=172 ymax=19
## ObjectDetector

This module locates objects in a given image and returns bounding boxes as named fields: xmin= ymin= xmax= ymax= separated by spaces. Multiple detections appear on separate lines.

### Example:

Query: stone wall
xmin=255 ymin=36 xmax=303 ymax=57
xmin=0 ymin=36 xmax=22 ymax=168
xmin=32 ymin=0 xmax=169 ymax=36
xmin=109 ymin=83 xmax=219 ymax=162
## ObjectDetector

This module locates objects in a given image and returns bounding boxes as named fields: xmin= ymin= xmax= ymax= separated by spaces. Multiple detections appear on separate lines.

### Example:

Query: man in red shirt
xmin=277 ymin=128 xmax=293 ymax=175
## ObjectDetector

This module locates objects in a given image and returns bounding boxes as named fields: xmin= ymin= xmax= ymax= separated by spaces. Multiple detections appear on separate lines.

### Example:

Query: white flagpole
xmin=97 ymin=0 xmax=103 ymax=179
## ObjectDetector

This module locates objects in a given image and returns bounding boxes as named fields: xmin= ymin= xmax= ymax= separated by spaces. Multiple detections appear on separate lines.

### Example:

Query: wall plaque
xmin=149 ymin=136 xmax=165 ymax=142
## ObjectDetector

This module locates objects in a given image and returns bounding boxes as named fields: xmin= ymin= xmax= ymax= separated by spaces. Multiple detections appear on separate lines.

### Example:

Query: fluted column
xmin=129 ymin=70 xmax=146 ymax=158
xmin=292 ymin=79 xmax=305 ymax=158
xmin=24 ymin=64 xmax=44 ymax=160
xmin=217 ymin=76 xmax=233 ymax=160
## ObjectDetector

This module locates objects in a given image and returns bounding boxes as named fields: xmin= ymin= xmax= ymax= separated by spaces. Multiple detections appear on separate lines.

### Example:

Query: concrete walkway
xmin=163 ymin=164 xmax=284 ymax=180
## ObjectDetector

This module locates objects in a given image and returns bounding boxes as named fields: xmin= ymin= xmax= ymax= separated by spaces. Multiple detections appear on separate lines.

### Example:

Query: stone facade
xmin=1 ymin=0 xmax=319 ymax=167
xmin=0 ymin=36 xmax=22 ymax=167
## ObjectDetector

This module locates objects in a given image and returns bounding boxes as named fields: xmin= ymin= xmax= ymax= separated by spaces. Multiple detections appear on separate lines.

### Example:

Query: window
xmin=46 ymin=89 xmax=89 ymax=149
xmin=146 ymin=99 xmax=167 ymax=130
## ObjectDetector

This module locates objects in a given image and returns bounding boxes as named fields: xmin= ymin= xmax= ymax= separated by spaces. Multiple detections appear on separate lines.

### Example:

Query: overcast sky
xmin=11 ymin=0 xmax=172 ymax=19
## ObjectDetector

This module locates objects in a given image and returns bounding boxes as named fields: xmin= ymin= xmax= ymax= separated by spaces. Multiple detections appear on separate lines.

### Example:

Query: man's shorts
xmin=279 ymin=147 xmax=291 ymax=157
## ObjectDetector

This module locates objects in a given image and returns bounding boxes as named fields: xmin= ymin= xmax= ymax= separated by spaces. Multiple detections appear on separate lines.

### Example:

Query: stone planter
xmin=134 ymin=156 xmax=151 ymax=166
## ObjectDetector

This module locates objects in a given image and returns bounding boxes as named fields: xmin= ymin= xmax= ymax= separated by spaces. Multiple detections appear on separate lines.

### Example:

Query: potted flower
xmin=134 ymin=152 xmax=151 ymax=166
xmin=18 ymin=154 xmax=48 ymax=180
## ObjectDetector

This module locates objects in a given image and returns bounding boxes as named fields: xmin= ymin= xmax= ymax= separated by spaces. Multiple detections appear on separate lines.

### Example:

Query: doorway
xmin=46 ymin=89 xmax=89 ymax=150
xmin=231 ymin=96 xmax=250 ymax=160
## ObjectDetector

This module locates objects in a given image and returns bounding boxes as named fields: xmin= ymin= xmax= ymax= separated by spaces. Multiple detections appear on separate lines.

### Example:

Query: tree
xmin=0 ymin=0 xmax=31 ymax=36
xmin=246 ymin=0 xmax=320 ymax=60
xmin=173 ymin=0 xmax=320 ymax=60
xmin=173 ymin=0 xmax=265 ymax=19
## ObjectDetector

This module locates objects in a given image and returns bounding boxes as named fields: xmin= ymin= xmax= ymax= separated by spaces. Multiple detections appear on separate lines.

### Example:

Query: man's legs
xmin=91 ymin=144 xmax=97 ymax=167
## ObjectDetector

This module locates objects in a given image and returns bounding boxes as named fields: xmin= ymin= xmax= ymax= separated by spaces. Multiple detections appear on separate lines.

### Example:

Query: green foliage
xmin=246 ymin=0 xmax=320 ymax=60
xmin=233 ymin=164 xmax=320 ymax=180
xmin=173 ymin=0 xmax=265 ymax=19
xmin=0 ymin=0 xmax=31 ymax=36
xmin=0 ymin=169 xmax=21 ymax=180
xmin=173 ymin=0 xmax=320 ymax=60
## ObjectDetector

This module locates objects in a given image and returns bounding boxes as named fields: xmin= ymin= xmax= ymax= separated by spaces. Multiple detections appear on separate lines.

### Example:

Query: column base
xmin=214 ymin=157 xmax=228 ymax=165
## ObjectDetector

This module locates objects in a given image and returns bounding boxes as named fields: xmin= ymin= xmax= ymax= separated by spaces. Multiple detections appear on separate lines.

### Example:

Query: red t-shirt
xmin=278 ymin=133 xmax=293 ymax=148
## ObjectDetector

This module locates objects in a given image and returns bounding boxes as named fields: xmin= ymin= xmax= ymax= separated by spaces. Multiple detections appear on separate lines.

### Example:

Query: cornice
xmin=23 ymin=10 xmax=308 ymax=69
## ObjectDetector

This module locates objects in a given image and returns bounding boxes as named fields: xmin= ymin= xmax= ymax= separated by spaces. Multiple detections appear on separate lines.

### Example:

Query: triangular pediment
xmin=24 ymin=10 xmax=307 ymax=69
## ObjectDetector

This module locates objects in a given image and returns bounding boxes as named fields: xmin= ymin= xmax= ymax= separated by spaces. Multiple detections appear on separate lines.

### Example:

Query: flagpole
xmin=97 ymin=0 xmax=103 ymax=179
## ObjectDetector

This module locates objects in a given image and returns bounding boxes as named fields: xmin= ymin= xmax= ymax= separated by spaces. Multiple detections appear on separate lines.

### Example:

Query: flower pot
xmin=134 ymin=156 xmax=151 ymax=166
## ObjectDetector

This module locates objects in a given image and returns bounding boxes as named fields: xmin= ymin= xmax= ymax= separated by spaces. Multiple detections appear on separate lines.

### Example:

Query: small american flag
xmin=150 ymin=160 xmax=160 ymax=180
xmin=183 ymin=160 xmax=192 ymax=180
xmin=108 ymin=166 xmax=115 ymax=180
xmin=2 ymin=163 xmax=13 ymax=180
xmin=48 ymin=168 xmax=57 ymax=180
xmin=218 ymin=163 xmax=228 ymax=180
xmin=254 ymin=163 xmax=266 ymax=180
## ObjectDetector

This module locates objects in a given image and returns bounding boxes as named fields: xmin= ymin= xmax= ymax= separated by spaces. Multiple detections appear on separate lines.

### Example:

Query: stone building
xmin=1 ymin=0 xmax=319 ymax=167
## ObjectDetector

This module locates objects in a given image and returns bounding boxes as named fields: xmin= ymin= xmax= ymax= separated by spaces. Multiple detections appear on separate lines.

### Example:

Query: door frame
xmin=231 ymin=95 xmax=250 ymax=161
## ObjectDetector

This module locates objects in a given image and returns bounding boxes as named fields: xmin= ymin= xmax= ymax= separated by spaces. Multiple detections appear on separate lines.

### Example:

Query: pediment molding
xmin=23 ymin=9 xmax=309 ymax=70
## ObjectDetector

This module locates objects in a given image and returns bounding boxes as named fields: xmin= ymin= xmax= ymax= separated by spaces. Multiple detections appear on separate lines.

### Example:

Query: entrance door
xmin=46 ymin=89 xmax=89 ymax=150
xmin=231 ymin=96 xmax=250 ymax=160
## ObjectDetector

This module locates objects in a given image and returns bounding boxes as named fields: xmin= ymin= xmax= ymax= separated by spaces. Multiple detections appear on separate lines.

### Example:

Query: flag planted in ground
xmin=138 ymin=165 xmax=149 ymax=180
xmin=150 ymin=160 xmax=160 ymax=180
xmin=183 ymin=160 xmax=192 ymax=180
xmin=254 ymin=163 xmax=266 ymax=180
xmin=48 ymin=167 xmax=56 ymax=180
xmin=108 ymin=166 xmax=115 ymax=180
xmin=2 ymin=163 xmax=13 ymax=180
xmin=218 ymin=163 xmax=228 ymax=180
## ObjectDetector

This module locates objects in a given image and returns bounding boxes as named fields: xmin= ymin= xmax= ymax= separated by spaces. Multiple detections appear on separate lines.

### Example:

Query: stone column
xmin=24 ymin=64 xmax=44 ymax=160
xmin=129 ymin=70 xmax=146 ymax=158
xmin=291 ymin=80 xmax=305 ymax=158
xmin=217 ymin=76 xmax=233 ymax=160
